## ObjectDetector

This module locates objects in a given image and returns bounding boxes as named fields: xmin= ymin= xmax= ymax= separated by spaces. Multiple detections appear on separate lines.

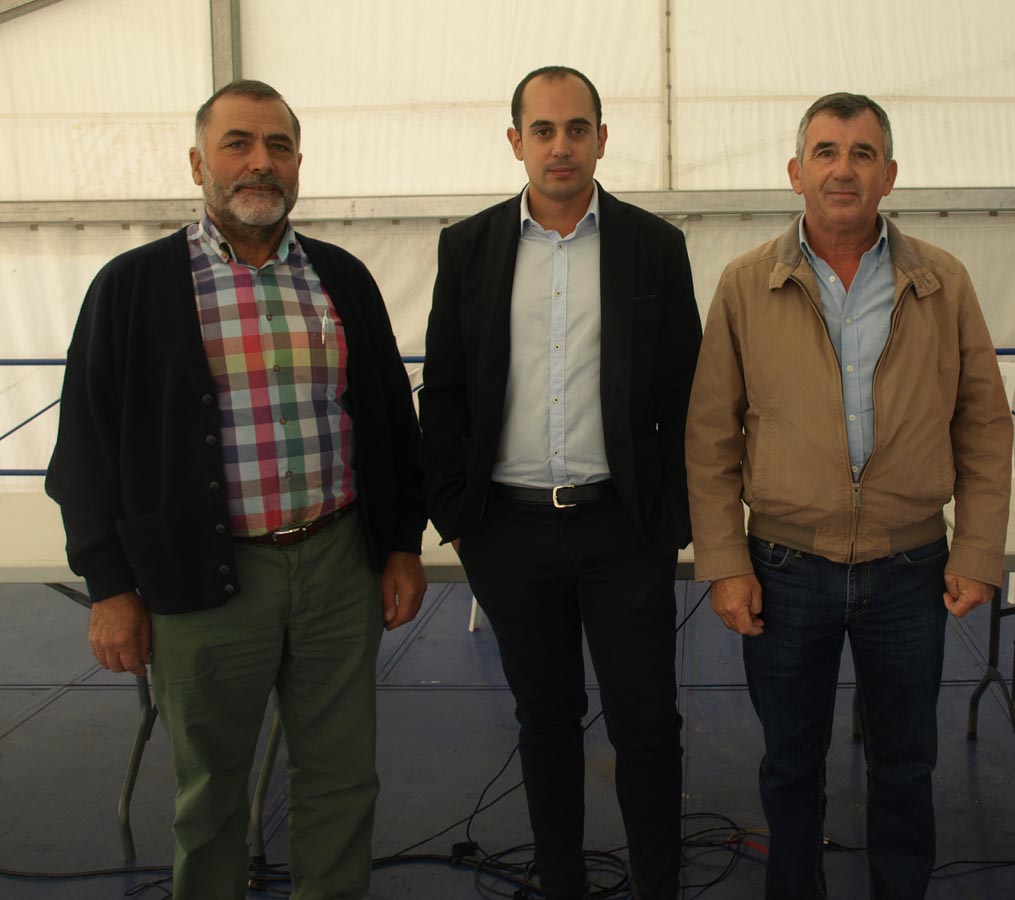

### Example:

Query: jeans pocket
xmin=895 ymin=536 xmax=949 ymax=566
xmin=748 ymin=535 xmax=796 ymax=570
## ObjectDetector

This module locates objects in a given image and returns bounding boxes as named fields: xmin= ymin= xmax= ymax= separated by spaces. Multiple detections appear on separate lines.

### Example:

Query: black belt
xmin=491 ymin=480 xmax=616 ymax=509
xmin=235 ymin=505 xmax=351 ymax=547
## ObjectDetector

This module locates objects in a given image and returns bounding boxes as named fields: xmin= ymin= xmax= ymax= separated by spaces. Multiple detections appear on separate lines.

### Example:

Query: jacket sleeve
xmin=945 ymin=272 xmax=1013 ymax=587
xmin=418 ymin=227 xmax=471 ymax=541
xmin=357 ymin=260 xmax=428 ymax=557
xmin=685 ymin=271 xmax=754 ymax=582
xmin=651 ymin=225 xmax=702 ymax=549
xmin=45 ymin=265 xmax=137 ymax=603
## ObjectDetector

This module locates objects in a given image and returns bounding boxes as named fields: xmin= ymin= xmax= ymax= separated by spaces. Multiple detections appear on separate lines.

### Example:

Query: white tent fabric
xmin=1 ymin=0 xmax=1013 ymax=485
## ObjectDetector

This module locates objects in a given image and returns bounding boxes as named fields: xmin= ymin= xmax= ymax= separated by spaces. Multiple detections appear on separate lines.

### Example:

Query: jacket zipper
xmin=787 ymin=271 xmax=915 ymax=563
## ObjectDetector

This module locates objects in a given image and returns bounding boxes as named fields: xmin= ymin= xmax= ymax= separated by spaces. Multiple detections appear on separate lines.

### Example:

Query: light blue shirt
xmin=491 ymin=185 xmax=609 ymax=487
xmin=799 ymin=215 xmax=894 ymax=481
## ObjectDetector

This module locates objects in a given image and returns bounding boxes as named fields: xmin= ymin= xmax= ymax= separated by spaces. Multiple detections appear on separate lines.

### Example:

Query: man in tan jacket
xmin=686 ymin=92 xmax=1012 ymax=900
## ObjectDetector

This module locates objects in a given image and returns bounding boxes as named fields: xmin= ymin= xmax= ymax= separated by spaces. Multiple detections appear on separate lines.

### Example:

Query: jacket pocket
xmin=116 ymin=509 xmax=187 ymax=597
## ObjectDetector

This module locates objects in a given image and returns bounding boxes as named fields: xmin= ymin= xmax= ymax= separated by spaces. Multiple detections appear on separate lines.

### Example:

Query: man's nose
xmin=550 ymin=136 xmax=572 ymax=157
xmin=247 ymin=140 xmax=273 ymax=173
xmin=831 ymin=151 xmax=853 ymax=178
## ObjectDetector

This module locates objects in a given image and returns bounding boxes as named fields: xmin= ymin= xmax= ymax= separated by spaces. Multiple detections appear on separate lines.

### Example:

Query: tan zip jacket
xmin=686 ymin=215 xmax=1012 ymax=587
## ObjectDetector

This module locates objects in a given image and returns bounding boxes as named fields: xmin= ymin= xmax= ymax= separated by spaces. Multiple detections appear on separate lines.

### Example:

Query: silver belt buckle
xmin=552 ymin=484 xmax=577 ymax=509
xmin=271 ymin=523 xmax=307 ymax=545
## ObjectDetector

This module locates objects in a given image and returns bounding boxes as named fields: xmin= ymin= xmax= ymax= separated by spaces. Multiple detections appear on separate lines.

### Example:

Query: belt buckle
xmin=271 ymin=523 xmax=307 ymax=546
xmin=552 ymin=484 xmax=577 ymax=509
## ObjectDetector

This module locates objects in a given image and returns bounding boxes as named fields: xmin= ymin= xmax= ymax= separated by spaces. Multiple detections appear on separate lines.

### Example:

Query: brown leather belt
xmin=491 ymin=480 xmax=616 ymax=509
xmin=235 ymin=505 xmax=351 ymax=547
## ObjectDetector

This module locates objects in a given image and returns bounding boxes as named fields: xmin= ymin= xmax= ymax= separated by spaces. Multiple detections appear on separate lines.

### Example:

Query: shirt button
xmin=554 ymin=343 xmax=560 ymax=350
xmin=846 ymin=365 xmax=854 ymax=372
xmin=273 ymin=364 xmax=281 ymax=373
xmin=553 ymin=450 xmax=559 ymax=456
xmin=552 ymin=397 xmax=559 ymax=404
xmin=285 ymin=470 xmax=293 ymax=478
xmin=279 ymin=417 xmax=287 ymax=425
xmin=849 ymin=414 xmax=857 ymax=422
xmin=845 ymin=318 xmax=853 ymax=325
xmin=829 ymin=276 xmax=837 ymax=284
xmin=266 ymin=313 xmax=273 ymax=321
xmin=852 ymin=465 xmax=859 ymax=473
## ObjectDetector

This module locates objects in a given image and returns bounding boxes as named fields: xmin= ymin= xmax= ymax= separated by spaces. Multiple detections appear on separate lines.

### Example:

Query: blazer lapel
xmin=597 ymin=188 xmax=635 ymax=434
xmin=474 ymin=195 xmax=522 ymax=452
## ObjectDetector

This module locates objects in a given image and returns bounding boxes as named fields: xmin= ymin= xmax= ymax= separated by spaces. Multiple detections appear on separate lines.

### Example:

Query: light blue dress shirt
xmin=491 ymin=185 xmax=609 ymax=488
xmin=799 ymin=215 xmax=895 ymax=481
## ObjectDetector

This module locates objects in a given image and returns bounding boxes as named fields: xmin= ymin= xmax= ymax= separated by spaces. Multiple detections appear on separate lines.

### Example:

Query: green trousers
xmin=150 ymin=507 xmax=383 ymax=900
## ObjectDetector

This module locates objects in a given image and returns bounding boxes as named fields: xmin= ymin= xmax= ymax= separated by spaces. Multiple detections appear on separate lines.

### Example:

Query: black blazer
xmin=419 ymin=185 xmax=701 ymax=552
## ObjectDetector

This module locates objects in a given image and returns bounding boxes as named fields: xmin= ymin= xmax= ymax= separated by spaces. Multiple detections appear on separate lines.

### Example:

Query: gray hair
xmin=194 ymin=79 xmax=301 ymax=153
xmin=795 ymin=92 xmax=893 ymax=162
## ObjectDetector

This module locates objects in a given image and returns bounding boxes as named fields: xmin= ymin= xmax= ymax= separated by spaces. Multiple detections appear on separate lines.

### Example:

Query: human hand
xmin=381 ymin=551 xmax=427 ymax=630
xmin=943 ymin=573 xmax=994 ymax=618
xmin=88 ymin=590 xmax=151 ymax=675
xmin=711 ymin=574 xmax=764 ymax=636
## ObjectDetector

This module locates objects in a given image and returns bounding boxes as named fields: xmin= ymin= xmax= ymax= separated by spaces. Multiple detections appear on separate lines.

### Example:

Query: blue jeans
xmin=743 ymin=535 xmax=949 ymax=900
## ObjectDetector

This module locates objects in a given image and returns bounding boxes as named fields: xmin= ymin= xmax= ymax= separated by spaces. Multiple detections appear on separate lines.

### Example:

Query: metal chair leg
xmin=851 ymin=688 xmax=863 ymax=742
xmin=967 ymin=588 xmax=1015 ymax=740
xmin=249 ymin=705 xmax=283 ymax=864
xmin=117 ymin=674 xmax=159 ymax=859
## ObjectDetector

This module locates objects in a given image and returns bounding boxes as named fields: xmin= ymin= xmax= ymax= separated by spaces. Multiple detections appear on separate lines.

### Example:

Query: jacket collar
xmin=770 ymin=213 xmax=941 ymax=299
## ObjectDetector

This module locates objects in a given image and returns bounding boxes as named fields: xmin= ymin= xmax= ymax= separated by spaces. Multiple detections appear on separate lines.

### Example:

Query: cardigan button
xmin=223 ymin=583 xmax=235 ymax=595
xmin=205 ymin=434 xmax=217 ymax=445
xmin=218 ymin=564 xmax=230 ymax=576
xmin=215 ymin=523 xmax=227 ymax=535
xmin=209 ymin=481 xmax=221 ymax=492
xmin=202 ymin=394 xmax=215 ymax=405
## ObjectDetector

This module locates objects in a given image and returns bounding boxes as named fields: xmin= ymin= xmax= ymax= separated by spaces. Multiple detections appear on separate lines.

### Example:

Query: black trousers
xmin=458 ymin=491 xmax=683 ymax=899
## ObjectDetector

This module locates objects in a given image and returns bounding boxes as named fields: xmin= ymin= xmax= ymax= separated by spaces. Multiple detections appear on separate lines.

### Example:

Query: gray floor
xmin=0 ymin=580 xmax=1013 ymax=899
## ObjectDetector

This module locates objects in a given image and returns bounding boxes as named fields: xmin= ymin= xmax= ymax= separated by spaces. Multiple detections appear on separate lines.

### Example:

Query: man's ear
xmin=787 ymin=157 xmax=803 ymax=195
xmin=507 ymin=127 xmax=524 ymax=161
xmin=190 ymin=147 xmax=203 ymax=186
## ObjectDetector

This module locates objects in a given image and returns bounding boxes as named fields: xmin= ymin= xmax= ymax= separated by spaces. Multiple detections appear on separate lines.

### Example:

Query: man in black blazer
xmin=419 ymin=66 xmax=701 ymax=900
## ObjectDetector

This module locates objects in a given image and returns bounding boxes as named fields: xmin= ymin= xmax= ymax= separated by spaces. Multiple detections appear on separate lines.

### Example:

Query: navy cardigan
xmin=46 ymin=227 xmax=425 ymax=614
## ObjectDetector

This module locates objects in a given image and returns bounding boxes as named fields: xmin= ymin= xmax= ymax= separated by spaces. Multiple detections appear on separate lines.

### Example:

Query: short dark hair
xmin=194 ymin=79 xmax=301 ymax=152
xmin=510 ymin=66 xmax=602 ymax=130
xmin=796 ymin=92 xmax=893 ymax=162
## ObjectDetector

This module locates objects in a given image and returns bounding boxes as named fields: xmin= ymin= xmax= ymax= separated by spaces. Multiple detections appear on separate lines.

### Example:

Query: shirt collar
xmin=799 ymin=213 xmax=889 ymax=268
xmin=519 ymin=182 xmax=600 ymax=238
xmin=191 ymin=212 xmax=297 ymax=267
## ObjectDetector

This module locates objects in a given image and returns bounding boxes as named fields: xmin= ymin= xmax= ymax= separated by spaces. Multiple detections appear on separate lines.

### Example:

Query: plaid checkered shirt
xmin=188 ymin=215 xmax=355 ymax=537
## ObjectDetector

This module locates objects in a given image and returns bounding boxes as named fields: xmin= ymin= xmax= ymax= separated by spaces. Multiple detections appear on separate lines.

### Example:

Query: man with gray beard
xmin=47 ymin=79 xmax=427 ymax=900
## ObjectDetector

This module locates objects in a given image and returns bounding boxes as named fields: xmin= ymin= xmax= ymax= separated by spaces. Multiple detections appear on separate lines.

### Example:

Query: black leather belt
xmin=235 ymin=505 xmax=351 ymax=547
xmin=491 ymin=480 xmax=616 ymax=509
